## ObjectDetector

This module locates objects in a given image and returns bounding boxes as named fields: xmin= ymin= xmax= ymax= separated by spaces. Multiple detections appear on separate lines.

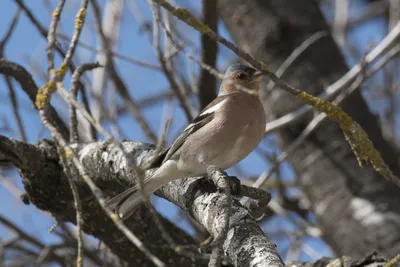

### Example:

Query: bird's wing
xmin=155 ymin=95 xmax=228 ymax=165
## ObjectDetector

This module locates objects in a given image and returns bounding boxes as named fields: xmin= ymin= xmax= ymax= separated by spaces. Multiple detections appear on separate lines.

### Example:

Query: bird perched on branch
xmin=107 ymin=64 xmax=266 ymax=219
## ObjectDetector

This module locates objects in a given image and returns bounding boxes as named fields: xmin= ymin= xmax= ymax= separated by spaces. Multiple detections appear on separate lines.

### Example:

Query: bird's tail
xmin=106 ymin=185 xmax=143 ymax=219
xmin=107 ymin=160 xmax=182 ymax=219
xmin=106 ymin=176 xmax=167 ymax=219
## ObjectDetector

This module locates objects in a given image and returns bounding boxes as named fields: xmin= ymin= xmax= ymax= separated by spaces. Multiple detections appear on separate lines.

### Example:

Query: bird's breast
xmin=178 ymin=93 xmax=266 ymax=173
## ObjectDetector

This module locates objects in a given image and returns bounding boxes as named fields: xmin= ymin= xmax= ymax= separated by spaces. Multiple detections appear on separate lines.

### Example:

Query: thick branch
xmin=0 ymin=59 xmax=69 ymax=140
xmin=0 ymin=135 xmax=199 ymax=266
xmin=0 ymin=135 xmax=283 ymax=266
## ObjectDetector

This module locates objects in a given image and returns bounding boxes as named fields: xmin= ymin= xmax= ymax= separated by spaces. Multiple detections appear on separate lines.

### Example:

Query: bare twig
xmin=39 ymin=110 xmax=166 ymax=267
xmin=147 ymin=0 xmax=193 ymax=121
xmin=0 ymin=59 xmax=69 ymax=140
xmin=91 ymin=0 xmax=122 ymax=123
xmin=0 ymin=8 xmax=21 ymax=57
xmin=16 ymin=0 xmax=96 ymax=142
xmin=0 ymin=8 xmax=25 ymax=142
xmin=35 ymin=0 xmax=89 ymax=110
xmin=248 ymin=44 xmax=400 ymax=205
xmin=0 ymin=215 xmax=67 ymax=265
xmin=264 ymin=20 xmax=400 ymax=134
xmin=151 ymin=2 xmax=400 ymax=183
xmin=70 ymin=62 xmax=102 ymax=143
xmin=90 ymin=0 xmax=158 ymax=142
xmin=266 ymin=31 xmax=328 ymax=92
xmin=56 ymin=33 xmax=162 ymax=70
xmin=48 ymin=63 xmax=173 ymax=266
xmin=46 ymin=0 xmax=65 ymax=74
xmin=58 ymin=150 xmax=84 ymax=267
xmin=4 ymin=77 xmax=27 ymax=142
xmin=61 ymin=0 xmax=88 ymax=73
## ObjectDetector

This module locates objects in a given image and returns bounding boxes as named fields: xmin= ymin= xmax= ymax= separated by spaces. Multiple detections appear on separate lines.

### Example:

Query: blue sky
xmin=0 ymin=0 xmax=393 ymax=264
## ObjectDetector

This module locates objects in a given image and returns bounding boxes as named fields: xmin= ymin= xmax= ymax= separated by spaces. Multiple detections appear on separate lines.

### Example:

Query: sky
xmin=0 ymin=0 xmax=393 ymax=265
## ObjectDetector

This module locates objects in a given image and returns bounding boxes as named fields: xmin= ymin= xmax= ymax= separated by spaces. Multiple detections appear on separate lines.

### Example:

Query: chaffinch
xmin=107 ymin=64 xmax=266 ymax=219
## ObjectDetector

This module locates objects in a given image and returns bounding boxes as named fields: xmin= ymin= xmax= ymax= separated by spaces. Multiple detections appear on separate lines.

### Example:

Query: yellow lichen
xmin=64 ymin=148 xmax=73 ymax=160
xmin=55 ymin=63 xmax=68 ymax=81
xmin=35 ymin=80 xmax=57 ymax=109
xmin=387 ymin=254 xmax=400 ymax=267
xmin=259 ymin=62 xmax=273 ymax=73
xmin=111 ymin=212 xmax=120 ymax=223
xmin=296 ymin=92 xmax=352 ymax=129
xmin=57 ymin=146 xmax=73 ymax=161
xmin=171 ymin=8 xmax=211 ymax=34
xmin=77 ymin=257 xmax=83 ymax=267
xmin=81 ymin=175 xmax=90 ymax=183
xmin=297 ymin=91 xmax=398 ymax=184
xmin=75 ymin=8 xmax=87 ymax=30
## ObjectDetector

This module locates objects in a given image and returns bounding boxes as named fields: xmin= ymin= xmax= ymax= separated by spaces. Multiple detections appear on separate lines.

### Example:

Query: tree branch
xmin=198 ymin=0 xmax=218 ymax=109
xmin=0 ymin=59 xmax=69 ymax=140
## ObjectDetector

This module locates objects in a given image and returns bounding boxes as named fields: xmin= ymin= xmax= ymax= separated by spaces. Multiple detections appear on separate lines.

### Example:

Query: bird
xmin=107 ymin=63 xmax=267 ymax=219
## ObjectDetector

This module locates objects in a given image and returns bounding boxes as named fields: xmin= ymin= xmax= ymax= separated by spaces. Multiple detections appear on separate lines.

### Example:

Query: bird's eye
xmin=236 ymin=73 xmax=248 ymax=80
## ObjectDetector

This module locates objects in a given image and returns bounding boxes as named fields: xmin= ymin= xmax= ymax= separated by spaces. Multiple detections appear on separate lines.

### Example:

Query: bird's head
xmin=220 ymin=64 xmax=264 ymax=95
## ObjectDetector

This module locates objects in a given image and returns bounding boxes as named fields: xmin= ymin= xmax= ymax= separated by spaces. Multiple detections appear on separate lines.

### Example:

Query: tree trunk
xmin=218 ymin=0 xmax=400 ymax=258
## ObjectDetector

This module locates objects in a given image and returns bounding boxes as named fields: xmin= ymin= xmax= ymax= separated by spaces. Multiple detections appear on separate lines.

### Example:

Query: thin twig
xmin=4 ymin=77 xmax=27 ymax=142
xmin=35 ymin=0 xmax=89 ymax=109
xmin=58 ymin=150 xmax=84 ymax=267
xmin=265 ymin=31 xmax=328 ymax=92
xmin=147 ymin=0 xmax=193 ymax=121
xmin=35 ymin=0 xmax=164 ymax=265
xmin=56 ymin=33 xmax=162 ymax=70
xmin=61 ymin=0 xmax=89 ymax=72
xmin=0 ymin=215 xmax=67 ymax=265
xmin=90 ymin=0 xmax=158 ymax=142
xmin=47 ymin=0 xmax=65 ymax=74
xmin=152 ymin=0 xmax=400 ymax=134
xmin=0 ymin=8 xmax=21 ymax=57
xmin=16 ymin=0 xmax=96 ymax=142
xmin=91 ymin=0 xmax=122 ymax=123
xmin=264 ymin=20 xmax=400 ymax=134
xmin=55 ymin=72 xmax=176 ymax=266
xmin=0 ymin=8 xmax=25 ymax=142
xmin=70 ymin=62 xmax=102 ymax=143
xmin=39 ymin=110 xmax=166 ymax=267
xmin=245 ymin=44 xmax=400 ymax=211
xmin=0 ymin=59 xmax=69 ymax=140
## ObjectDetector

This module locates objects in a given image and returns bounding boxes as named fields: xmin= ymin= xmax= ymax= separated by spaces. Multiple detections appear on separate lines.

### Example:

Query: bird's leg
xmin=226 ymin=175 xmax=241 ymax=196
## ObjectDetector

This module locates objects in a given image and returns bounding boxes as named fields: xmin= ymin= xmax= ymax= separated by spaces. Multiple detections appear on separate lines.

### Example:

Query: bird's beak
xmin=252 ymin=71 xmax=264 ymax=82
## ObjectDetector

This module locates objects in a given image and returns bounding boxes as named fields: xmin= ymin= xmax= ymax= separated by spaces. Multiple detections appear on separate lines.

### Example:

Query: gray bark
xmin=218 ymin=0 xmax=400 ymax=258
xmin=0 ymin=135 xmax=284 ymax=266
xmin=0 ymin=135 xmax=394 ymax=266
xmin=0 ymin=136 xmax=198 ymax=266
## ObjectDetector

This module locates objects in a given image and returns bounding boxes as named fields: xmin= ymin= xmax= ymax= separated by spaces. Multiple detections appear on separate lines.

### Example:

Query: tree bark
xmin=0 ymin=136 xmax=200 ymax=266
xmin=218 ymin=0 xmax=400 ymax=258
xmin=0 ymin=135 xmax=284 ymax=266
